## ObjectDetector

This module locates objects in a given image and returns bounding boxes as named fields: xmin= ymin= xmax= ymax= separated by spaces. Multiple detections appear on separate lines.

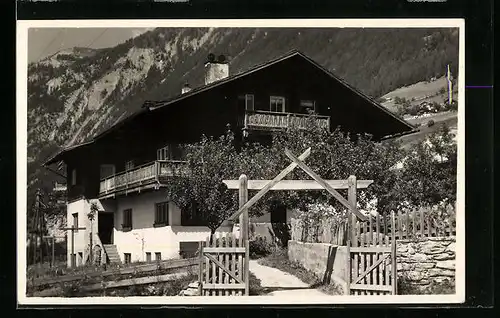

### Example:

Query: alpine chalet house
xmin=43 ymin=50 xmax=414 ymax=267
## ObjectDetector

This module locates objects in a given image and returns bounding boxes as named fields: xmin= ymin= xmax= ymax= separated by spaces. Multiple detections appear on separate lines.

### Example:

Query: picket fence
xmin=291 ymin=205 xmax=456 ymax=245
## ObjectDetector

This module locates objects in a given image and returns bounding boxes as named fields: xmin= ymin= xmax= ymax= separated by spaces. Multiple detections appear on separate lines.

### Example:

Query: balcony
xmin=98 ymin=160 xmax=187 ymax=198
xmin=244 ymin=111 xmax=330 ymax=131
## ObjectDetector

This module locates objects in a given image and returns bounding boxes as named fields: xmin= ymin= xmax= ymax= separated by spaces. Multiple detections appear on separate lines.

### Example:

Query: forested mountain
xmin=26 ymin=27 xmax=459 ymax=218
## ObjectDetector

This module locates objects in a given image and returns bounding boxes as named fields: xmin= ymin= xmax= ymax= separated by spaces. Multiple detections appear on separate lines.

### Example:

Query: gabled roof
xmin=44 ymin=50 xmax=415 ymax=166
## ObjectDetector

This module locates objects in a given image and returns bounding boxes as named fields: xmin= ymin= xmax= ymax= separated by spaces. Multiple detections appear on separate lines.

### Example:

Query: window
xmin=270 ymin=96 xmax=286 ymax=112
xmin=78 ymin=252 xmax=83 ymax=266
xmin=155 ymin=252 xmax=161 ymax=261
xmin=146 ymin=252 xmax=152 ymax=262
xmin=245 ymin=94 xmax=254 ymax=111
xmin=124 ymin=253 xmax=131 ymax=264
xmin=71 ymin=169 xmax=77 ymax=186
xmin=122 ymin=209 xmax=132 ymax=230
xmin=100 ymin=164 xmax=116 ymax=179
xmin=157 ymin=144 xmax=185 ymax=161
xmin=154 ymin=202 xmax=169 ymax=226
xmin=157 ymin=145 xmax=172 ymax=161
xmin=300 ymin=100 xmax=316 ymax=113
xmin=72 ymin=213 xmax=78 ymax=231
xmin=125 ymin=160 xmax=135 ymax=171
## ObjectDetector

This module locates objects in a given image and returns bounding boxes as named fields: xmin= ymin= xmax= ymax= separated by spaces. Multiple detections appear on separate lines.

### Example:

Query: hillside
xmin=26 ymin=27 xmax=459 ymax=218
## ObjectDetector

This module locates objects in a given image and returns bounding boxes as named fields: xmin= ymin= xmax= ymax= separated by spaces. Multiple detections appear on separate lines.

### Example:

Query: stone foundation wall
xmin=396 ymin=236 xmax=455 ymax=292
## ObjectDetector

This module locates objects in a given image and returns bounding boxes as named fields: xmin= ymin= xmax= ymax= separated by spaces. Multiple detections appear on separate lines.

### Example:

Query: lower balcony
xmin=244 ymin=111 xmax=330 ymax=131
xmin=98 ymin=160 xmax=187 ymax=199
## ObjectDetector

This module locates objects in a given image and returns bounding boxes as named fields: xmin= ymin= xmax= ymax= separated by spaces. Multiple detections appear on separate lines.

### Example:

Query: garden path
xmin=249 ymin=260 xmax=328 ymax=296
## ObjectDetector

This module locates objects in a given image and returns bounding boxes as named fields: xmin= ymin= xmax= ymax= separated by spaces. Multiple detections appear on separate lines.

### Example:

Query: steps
xmin=102 ymin=244 xmax=122 ymax=265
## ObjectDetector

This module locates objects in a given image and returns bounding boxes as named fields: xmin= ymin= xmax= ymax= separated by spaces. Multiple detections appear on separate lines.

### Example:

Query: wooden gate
xmin=198 ymin=233 xmax=248 ymax=295
xmin=346 ymin=176 xmax=397 ymax=296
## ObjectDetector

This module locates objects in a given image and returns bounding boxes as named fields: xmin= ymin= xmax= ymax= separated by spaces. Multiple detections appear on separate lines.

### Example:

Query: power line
xmin=35 ymin=30 xmax=63 ymax=62
xmin=85 ymin=28 xmax=109 ymax=49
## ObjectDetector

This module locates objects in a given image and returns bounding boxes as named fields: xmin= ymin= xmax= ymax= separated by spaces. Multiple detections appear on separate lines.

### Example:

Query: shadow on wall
xmin=322 ymin=245 xmax=337 ymax=285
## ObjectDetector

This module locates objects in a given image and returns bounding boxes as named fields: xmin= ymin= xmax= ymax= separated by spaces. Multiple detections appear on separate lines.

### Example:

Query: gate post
xmin=198 ymin=240 xmax=204 ymax=296
xmin=391 ymin=211 xmax=397 ymax=295
xmin=346 ymin=175 xmax=357 ymax=295
xmin=239 ymin=174 xmax=249 ymax=296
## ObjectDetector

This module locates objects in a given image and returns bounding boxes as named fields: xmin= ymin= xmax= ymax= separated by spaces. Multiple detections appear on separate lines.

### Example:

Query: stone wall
xmin=288 ymin=236 xmax=456 ymax=295
xmin=397 ymin=236 xmax=455 ymax=292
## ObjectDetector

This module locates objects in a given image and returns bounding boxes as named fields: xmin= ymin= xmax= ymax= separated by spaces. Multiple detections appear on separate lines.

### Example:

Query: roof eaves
xmin=43 ymin=140 xmax=94 ymax=166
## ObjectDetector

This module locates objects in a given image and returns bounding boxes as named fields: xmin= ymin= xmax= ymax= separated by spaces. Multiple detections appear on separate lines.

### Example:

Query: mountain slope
xmin=26 ymin=27 xmax=459 ymax=215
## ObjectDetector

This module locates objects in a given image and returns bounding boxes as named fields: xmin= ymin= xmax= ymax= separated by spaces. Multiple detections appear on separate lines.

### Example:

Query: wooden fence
xmin=30 ymin=257 xmax=198 ymax=288
xmin=290 ymin=218 xmax=348 ymax=245
xmin=347 ymin=212 xmax=396 ymax=295
xmin=199 ymin=233 xmax=248 ymax=296
xmin=291 ymin=205 xmax=456 ymax=245
xmin=391 ymin=206 xmax=456 ymax=240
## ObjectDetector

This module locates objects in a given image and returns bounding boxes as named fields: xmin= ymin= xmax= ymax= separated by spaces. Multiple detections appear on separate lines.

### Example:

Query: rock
xmin=433 ymin=253 xmax=455 ymax=261
xmin=420 ymin=241 xmax=446 ymax=254
xmin=407 ymin=246 xmax=416 ymax=255
xmin=412 ymin=253 xmax=428 ymax=262
xmin=415 ymin=279 xmax=431 ymax=286
xmin=188 ymin=281 xmax=200 ymax=288
xmin=419 ymin=262 xmax=436 ymax=269
xmin=183 ymin=288 xmax=200 ymax=296
xmin=178 ymin=290 xmax=185 ymax=296
xmin=428 ymin=268 xmax=455 ymax=277
xmin=407 ymin=271 xmax=426 ymax=281
xmin=436 ymin=260 xmax=455 ymax=270
xmin=445 ymin=242 xmax=456 ymax=252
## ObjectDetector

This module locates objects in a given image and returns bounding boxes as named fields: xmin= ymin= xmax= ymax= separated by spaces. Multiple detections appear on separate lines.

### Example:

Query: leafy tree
xmin=398 ymin=124 xmax=457 ymax=207
xmin=164 ymin=130 xmax=240 ymax=235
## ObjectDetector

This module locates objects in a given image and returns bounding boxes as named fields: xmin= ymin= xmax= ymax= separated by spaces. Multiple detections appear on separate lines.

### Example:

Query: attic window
xmin=270 ymin=96 xmax=285 ymax=112
xmin=245 ymin=94 xmax=254 ymax=111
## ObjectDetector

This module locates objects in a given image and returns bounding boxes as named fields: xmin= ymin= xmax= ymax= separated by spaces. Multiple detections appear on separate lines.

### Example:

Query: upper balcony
xmin=98 ymin=160 xmax=187 ymax=199
xmin=243 ymin=110 xmax=330 ymax=131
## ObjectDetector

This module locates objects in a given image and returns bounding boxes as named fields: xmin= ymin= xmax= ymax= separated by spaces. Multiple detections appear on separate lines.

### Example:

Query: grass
xmin=258 ymin=249 xmax=343 ymax=295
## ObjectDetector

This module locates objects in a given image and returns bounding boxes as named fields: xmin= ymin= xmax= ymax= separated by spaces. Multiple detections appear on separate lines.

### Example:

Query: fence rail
xmin=30 ymin=257 xmax=198 ymax=288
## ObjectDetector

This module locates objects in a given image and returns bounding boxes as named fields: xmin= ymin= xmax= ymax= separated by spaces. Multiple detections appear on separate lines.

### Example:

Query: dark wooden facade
xmin=47 ymin=52 xmax=414 ymax=202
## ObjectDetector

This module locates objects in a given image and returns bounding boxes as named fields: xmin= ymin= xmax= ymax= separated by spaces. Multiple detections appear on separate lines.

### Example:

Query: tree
xmin=164 ymin=130 xmax=240 ymax=236
xmin=398 ymin=124 xmax=457 ymax=207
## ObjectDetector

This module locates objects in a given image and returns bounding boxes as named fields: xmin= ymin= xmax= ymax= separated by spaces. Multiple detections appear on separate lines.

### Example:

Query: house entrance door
xmin=98 ymin=212 xmax=114 ymax=244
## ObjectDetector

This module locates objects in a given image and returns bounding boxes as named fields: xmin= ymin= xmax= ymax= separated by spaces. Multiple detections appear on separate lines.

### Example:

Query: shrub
xmin=249 ymin=237 xmax=274 ymax=259
xmin=427 ymin=119 xmax=435 ymax=127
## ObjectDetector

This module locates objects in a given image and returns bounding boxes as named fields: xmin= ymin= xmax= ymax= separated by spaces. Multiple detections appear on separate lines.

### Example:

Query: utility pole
xmin=61 ymin=225 xmax=86 ymax=267
xmin=447 ymin=64 xmax=453 ymax=104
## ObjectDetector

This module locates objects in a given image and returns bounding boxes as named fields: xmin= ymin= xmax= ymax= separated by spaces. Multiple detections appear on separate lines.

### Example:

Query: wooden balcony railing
xmin=99 ymin=160 xmax=187 ymax=196
xmin=244 ymin=111 xmax=330 ymax=131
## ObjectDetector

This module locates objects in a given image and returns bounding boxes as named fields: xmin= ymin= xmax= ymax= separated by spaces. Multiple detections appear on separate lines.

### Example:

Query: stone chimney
xmin=181 ymin=82 xmax=191 ymax=94
xmin=204 ymin=53 xmax=229 ymax=85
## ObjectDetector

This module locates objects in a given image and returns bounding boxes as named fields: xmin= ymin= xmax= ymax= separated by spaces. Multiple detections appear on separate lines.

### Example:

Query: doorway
xmin=98 ymin=212 xmax=114 ymax=244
